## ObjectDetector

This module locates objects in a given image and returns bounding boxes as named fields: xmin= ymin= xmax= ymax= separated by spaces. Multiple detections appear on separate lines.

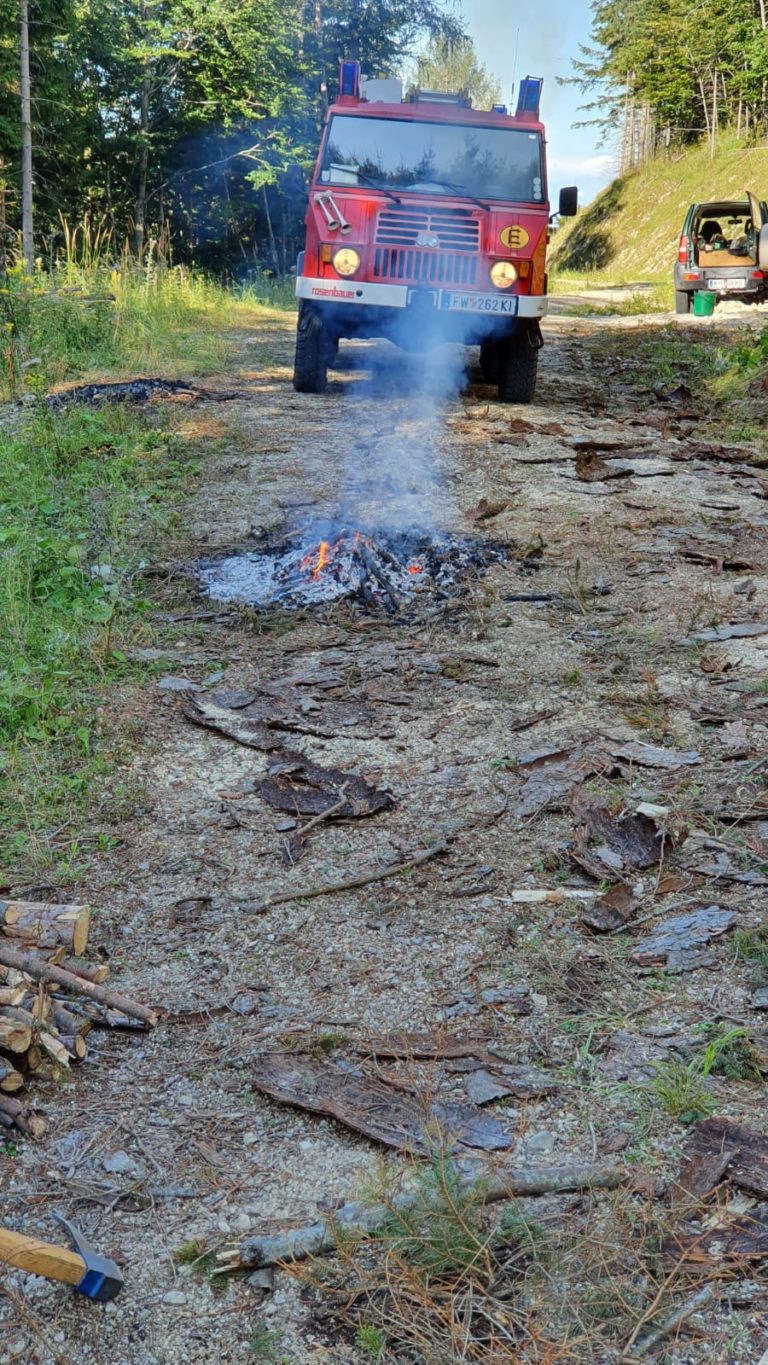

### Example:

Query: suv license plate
xmin=441 ymin=292 xmax=518 ymax=314
xmin=708 ymin=278 xmax=747 ymax=291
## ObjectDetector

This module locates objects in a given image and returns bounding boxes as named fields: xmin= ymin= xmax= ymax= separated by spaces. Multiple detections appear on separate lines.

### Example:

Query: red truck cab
xmin=293 ymin=65 xmax=577 ymax=403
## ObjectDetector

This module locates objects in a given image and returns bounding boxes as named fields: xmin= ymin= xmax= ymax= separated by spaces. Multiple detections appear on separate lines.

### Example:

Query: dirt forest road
xmin=4 ymin=303 xmax=768 ymax=1364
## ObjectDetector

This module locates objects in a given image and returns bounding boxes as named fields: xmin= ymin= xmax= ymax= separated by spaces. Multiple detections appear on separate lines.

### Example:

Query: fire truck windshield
xmin=321 ymin=115 xmax=544 ymax=204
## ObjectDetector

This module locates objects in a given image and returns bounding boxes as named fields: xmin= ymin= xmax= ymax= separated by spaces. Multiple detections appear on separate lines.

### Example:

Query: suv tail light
xmin=678 ymin=235 xmax=689 ymax=264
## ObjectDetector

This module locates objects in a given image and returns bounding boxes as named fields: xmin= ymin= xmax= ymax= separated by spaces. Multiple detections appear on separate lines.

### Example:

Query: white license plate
xmin=707 ymin=278 xmax=747 ymax=291
xmin=441 ymin=291 xmax=518 ymax=314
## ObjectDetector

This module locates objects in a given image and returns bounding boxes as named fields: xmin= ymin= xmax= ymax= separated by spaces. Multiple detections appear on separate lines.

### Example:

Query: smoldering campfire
xmin=197 ymin=525 xmax=509 ymax=614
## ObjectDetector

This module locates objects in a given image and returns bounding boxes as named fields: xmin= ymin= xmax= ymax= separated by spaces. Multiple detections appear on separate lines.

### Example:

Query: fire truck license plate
xmin=441 ymin=292 xmax=519 ymax=314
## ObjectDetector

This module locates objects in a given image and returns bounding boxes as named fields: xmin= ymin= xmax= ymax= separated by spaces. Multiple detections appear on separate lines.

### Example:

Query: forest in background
xmin=572 ymin=0 xmax=768 ymax=169
xmin=2 ymin=0 xmax=766 ymax=276
xmin=0 ymin=0 xmax=496 ymax=275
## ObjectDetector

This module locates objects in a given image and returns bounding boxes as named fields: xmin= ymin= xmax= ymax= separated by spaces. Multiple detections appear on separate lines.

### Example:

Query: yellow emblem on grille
xmin=500 ymin=225 xmax=530 ymax=249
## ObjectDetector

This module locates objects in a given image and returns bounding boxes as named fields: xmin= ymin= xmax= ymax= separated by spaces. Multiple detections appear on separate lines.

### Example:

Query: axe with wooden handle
xmin=0 ymin=1214 xmax=123 ymax=1301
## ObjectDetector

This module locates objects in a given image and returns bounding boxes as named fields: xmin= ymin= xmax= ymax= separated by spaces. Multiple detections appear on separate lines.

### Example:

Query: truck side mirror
xmin=282 ymin=164 xmax=307 ymax=197
xmin=558 ymin=186 xmax=578 ymax=218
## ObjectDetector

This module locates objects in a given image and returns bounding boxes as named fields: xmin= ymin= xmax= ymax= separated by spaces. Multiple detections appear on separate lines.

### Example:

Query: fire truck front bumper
xmin=296 ymin=276 xmax=548 ymax=321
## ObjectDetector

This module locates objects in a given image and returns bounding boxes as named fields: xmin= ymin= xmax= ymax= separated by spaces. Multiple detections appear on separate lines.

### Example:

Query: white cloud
xmin=548 ymin=153 xmax=615 ymax=177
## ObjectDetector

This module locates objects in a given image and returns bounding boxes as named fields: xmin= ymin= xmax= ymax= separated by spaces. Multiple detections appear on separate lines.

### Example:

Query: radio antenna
xmin=510 ymin=27 xmax=520 ymax=102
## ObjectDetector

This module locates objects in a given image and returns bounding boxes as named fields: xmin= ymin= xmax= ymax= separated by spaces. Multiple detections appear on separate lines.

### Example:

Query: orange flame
xmin=406 ymin=563 xmax=423 ymax=575
xmin=301 ymin=539 xmax=332 ymax=580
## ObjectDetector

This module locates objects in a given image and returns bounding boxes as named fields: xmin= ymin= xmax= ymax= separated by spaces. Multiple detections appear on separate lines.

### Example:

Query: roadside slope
xmin=552 ymin=136 xmax=768 ymax=279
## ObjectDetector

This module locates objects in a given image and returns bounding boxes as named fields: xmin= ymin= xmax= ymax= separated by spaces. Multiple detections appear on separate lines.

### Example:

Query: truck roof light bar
xmin=338 ymin=60 xmax=361 ymax=103
xmin=516 ymin=77 xmax=543 ymax=117
xmin=408 ymin=89 xmax=471 ymax=107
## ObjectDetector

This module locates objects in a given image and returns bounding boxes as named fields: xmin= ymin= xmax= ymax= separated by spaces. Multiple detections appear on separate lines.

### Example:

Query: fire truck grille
xmin=375 ymin=208 xmax=481 ymax=251
xmin=372 ymin=248 xmax=479 ymax=286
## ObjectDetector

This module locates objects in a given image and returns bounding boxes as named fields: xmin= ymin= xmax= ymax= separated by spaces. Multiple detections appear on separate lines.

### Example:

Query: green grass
xmin=0 ymin=262 xmax=291 ymax=398
xmin=0 ymin=398 xmax=200 ymax=871
xmin=644 ymin=1027 xmax=758 ymax=1122
xmin=0 ymin=254 xmax=296 ymax=874
xmin=734 ymin=925 xmax=768 ymax=968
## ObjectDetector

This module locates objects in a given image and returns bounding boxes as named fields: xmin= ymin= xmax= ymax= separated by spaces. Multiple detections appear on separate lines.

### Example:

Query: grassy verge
xmin=0 ymin=400 xmax=203 ymax=872
xmin=0 ymin=261 xmax=294 ymax=875
xmin=551 ymin=133 xmax=768 ymax=279
xmin=0 ymin=264 xmax=293 ymax=398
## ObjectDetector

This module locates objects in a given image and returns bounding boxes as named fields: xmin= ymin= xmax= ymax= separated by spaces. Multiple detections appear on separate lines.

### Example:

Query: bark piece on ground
xmin=484 ymin=1065 xmax=558 ymax=1100
xmin=676 ymin=1146 xmax=736 ymax=1200
xmin=571 ymin=796 xmax=668 ymax=882
xmin=515 ymin=743 xmax=613 ymax=818
xmin=606 ymin=740 xmax=700 ymax=769
xmin=464 ymin=1069 xmax=513 ymax=1105
xmin=680 ymin=622 xmax=768 ymax=644
xmin=352 ymin=1034 xmax=490 ymax=1061
xmin=664 ymin=1213 xmax=768 ymax=1266
xmin=258 ymin=749 xmax=394 ymax=820
xmin=685 ymin=1117 xmax=768 ymax=1198
xmin=185 ymin=687 xmax=376 ymax=749
xmin=184 ymin=694 xmax=280 ymax=750
xmin=631 ymin=906 xmax=735 ymax=971
xmin=575 ymin=450 xmax=632 ymax=482
xmin=249 ymin=1053 xmax=513 ymax=1154
xmin=579 ymin=883 xmax=637 ymax=932
xmin=466 ymin=497 xmax=509 ymax=523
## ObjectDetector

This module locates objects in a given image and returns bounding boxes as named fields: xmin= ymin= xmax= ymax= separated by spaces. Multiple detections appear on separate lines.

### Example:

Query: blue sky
xmin=460 ymin=0 xmax=615 ymax=204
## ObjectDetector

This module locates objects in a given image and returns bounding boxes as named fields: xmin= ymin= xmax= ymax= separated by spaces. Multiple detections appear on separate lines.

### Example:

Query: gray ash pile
xmin=198 ymin=527 xmax=508 ymax=615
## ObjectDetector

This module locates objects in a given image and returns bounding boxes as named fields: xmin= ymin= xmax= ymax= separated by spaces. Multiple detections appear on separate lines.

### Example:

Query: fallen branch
xmin=216 ymin=1161 xmax=624 ymax=1272
xmin=246 ymin=838 xmax=451 ymax=915
xmin=286 ymin=782 xmax=350 ymax=860
xmin=621 ymin=1283 xmax=714 ymax=1360
xmin=0 ymin=945 xmax=157 ymax=1027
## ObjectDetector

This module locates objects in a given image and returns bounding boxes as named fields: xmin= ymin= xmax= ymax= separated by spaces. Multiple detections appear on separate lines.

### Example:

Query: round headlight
xmin=333 ymin=247 xmax=361 ymax=277
xmin=490 ymin=260 xmax=518 ymax=289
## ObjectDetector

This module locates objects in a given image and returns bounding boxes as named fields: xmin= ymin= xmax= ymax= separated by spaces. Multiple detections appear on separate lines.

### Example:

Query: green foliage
xmin=0 ymin=0 xmax=466 ymax=274
xmin=376 ymin=1153 xmax=491 ymax=1280
xmin=695 ymin=1024 xmax=763 ymax=1082
xmin=646 ymin=1026 xmax=759 ymax=1122
xmin=410 ymin=36 xmax=501 ymax=108
xmin=566 ymin=0 xmax=768 ymax=148
xmin=734 ymin=925 xmax=768 ymax=967
xmin=248 ymin=1329 xmax=286 ymax=1362
xmin=646 ymin=1056 xmax=715 ymax=1123
xmin=355 ymin=1325 xmax=387 ymax=1358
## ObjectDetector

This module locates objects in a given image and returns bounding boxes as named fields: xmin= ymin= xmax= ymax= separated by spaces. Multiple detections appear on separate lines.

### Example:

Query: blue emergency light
xmin=339 ymin=60 xmax=360 ymax=99
xmin=492 ymin=103 xmax=508 ymax=114
xmin=516 ymin=77 xmax=543 ymax=117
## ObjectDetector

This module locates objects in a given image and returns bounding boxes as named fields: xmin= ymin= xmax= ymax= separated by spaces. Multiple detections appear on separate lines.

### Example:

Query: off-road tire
xmin=675 ymin=289 xmax=691 ymax=315
xmin=293 ymin=305 xmax=329 ymax=393
xmin=497 ymin=335 xmax=538 ymax=404
xmin=480 ymin=340 xmax=500 ymax=385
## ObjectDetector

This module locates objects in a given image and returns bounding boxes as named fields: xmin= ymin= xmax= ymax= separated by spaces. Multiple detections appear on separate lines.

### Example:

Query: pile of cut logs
xmin=0 ymin=899 xmax=156 ymax=1138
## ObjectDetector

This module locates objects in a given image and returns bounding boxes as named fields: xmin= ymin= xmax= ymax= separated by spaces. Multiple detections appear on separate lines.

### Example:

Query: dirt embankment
xmin=3 ymin=308 xmax=768 ymax=1363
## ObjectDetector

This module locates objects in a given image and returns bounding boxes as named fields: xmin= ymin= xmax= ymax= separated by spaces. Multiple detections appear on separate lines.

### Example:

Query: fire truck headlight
xmin=332 ymin=248 xmax=361 ymax=277
xmin=490 ymin=260 xmax=518 ymax=289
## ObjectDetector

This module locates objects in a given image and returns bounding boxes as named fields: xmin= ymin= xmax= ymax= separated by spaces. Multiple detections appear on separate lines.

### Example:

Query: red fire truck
xmin=291 ymin=64 xmax=577 ymax=404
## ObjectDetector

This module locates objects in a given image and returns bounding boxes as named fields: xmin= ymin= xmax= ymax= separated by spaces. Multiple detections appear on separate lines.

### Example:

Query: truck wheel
xmin=480 ymin=341 xmax=500 ymax=384
xmin=293 ymin=305 xmax=329 ymax=393
xmin=497 ymin=335 xmax=538 ymax=404
xmin=675 ymin=289 xmax=691 ymax=315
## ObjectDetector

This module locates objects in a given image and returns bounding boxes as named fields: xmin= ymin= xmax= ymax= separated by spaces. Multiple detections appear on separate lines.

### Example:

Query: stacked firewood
xmin=0 ymin=899 xmax=156 ymax=1138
